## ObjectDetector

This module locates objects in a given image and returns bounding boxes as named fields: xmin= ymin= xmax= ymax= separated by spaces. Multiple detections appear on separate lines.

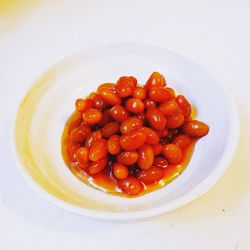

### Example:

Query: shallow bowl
xmin=13 ymin=42 xmax=239 ymax=221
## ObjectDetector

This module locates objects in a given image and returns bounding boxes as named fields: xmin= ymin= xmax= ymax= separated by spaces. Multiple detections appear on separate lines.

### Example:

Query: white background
xmin=0 ymin=1 xmax=250 ymax=249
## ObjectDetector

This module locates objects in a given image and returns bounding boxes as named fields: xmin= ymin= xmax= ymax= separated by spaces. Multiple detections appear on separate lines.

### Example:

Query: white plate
xmin=13 ymin=42 xmax=239 ymax=221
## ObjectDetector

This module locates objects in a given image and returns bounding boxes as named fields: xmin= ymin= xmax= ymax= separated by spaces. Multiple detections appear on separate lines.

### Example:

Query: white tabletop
xmin=0 ymin=1 xmax=250 ymax=249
